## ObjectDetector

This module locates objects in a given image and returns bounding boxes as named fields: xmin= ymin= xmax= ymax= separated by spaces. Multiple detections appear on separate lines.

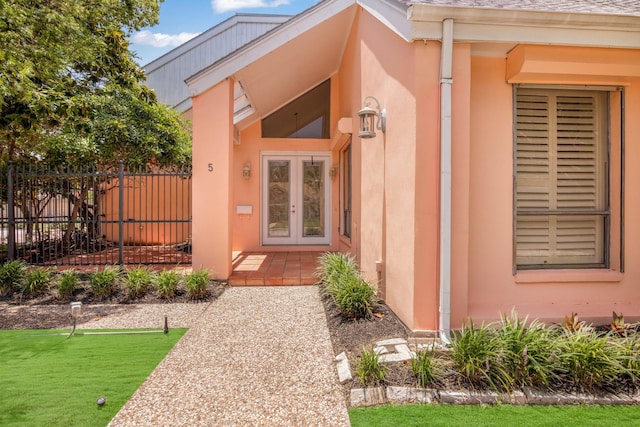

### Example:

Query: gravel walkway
xmin=108 ymin=286 xmax=350 ymax=426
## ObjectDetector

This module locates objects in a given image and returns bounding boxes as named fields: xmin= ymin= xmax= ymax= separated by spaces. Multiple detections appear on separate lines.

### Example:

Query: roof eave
xmin=408 ymin=5 xmax=640 ymax=48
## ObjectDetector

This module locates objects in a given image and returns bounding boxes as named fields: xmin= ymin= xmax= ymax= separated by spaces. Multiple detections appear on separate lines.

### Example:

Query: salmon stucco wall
xmin=230 ymin=120 xmax=338 ymax=252
xmin=191 ymin=79 xmax=234 ymax=278
xmin=460 ymin=49 xmax=640 ymax=327
xmin=346 ymin=11 xmax=441 ymax=332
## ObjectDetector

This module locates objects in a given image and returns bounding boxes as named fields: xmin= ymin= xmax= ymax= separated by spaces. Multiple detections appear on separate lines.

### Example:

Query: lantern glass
xmin=358 ymin=106 xmax=378 ymax=139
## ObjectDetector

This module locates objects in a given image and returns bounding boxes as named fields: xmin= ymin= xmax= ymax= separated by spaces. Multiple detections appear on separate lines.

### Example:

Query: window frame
xmin=261 ymin=80 xmax=331 ymax=139
xmin=340 ymin=140 xmax=352 ymax=239
xmin=512 ymin=85 xmax=624 ymax=272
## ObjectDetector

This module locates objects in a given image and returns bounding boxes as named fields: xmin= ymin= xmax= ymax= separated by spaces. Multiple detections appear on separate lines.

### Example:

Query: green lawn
xmin=0 ymin=328 xmax=186 ymax=426
xmin=349 ymin=404 xmax=640 ymax=427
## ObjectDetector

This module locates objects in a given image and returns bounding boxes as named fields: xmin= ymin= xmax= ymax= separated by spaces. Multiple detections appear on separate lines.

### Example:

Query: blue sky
xmin=129 ymin=0 xmax=322 ymax=66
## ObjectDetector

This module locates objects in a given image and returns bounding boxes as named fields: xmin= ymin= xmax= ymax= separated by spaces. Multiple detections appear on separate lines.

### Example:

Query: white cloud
xmin=131 ymin=30 xmax=200 ymax=48
xmin=212 ymin=0 xmax=290 ymax=13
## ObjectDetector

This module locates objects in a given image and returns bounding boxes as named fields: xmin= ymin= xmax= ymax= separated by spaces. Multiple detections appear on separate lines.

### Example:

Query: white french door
xmin=261 ymin=153 xmax=331 ymax=245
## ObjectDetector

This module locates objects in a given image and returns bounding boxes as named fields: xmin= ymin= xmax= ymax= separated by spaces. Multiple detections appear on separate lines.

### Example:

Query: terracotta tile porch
xmin=229 ymin=251 xmax=324 ymax=286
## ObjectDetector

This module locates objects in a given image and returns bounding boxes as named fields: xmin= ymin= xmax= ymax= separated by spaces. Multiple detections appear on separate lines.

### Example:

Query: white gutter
xmin=439 ymin=18 xmax=453 ymax=344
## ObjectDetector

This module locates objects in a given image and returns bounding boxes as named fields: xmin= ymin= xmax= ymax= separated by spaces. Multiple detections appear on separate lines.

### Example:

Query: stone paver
xmin=350 ymin=387 xmax=386 ymax=407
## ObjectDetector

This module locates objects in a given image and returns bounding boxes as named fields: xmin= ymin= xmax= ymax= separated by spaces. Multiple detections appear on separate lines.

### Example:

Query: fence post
xmin=7 ymin=162 xmax=15 ymax=261
xmin=118 ymin=161 xmax=124 ymax=265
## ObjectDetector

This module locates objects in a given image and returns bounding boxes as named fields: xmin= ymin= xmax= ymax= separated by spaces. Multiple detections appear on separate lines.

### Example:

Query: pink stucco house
xmin=150 ymin=0 xmax=640 ymax=336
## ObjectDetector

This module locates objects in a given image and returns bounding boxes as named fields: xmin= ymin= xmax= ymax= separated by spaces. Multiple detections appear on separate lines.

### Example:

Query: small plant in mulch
xmin=56 ymin=270 xmax=78 ymax=299
xmin=411 ymin=348 xmax=442 ymax=388
xmin=0 ymin=260 xmax=27 ymax=296
xmin=316 ymin=252 xmax=379 ymax=319
xmin=185 ymin=269 xmax=209 ymax=299
xmin=355 ymin=346 xmax=387 ymax=386
xmin=90 ymin=266 xmax=121 ymax=299
xmin=609 ymin=311 xmax=638 ymax=337
xmin=563 ymin=312 xmax=588 ymax=333
xmin=124 ymin=266 xmax=154 ymax=298
xmin=156 ymin=269 xmax=181 ymax=299
xmin=21 ymin=267 xmax=53 ymax=296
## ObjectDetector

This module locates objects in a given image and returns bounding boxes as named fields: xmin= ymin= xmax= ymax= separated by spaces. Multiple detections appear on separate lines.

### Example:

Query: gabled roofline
xmin=185 ymin=0 xmax=410 ymax=96
xmin=143 ymin=13 xmax=292 ymax=73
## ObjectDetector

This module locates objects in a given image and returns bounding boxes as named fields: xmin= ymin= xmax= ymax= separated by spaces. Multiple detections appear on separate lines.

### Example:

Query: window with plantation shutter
xmin=515 ymin=88 xmax=608 ymax=269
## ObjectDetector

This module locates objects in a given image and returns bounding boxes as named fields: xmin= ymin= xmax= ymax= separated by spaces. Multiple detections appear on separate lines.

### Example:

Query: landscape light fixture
xmin=358 ymin=96 xmax=386 ymax=138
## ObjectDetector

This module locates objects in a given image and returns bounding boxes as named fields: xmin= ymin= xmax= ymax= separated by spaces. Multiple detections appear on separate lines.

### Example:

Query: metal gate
xmin=1 ymin=162 xmax=191 ymax=266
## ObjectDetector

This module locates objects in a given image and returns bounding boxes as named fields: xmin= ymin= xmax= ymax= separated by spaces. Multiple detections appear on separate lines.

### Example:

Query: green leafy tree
xmin=0 ymin=0 xmax=191 ymax=251
xmin=0 ymin=0 xmax=190 ymax=168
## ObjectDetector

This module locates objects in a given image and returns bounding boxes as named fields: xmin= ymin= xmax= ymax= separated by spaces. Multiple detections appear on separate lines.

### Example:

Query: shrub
xmin=616 ymin=334 xmax=640 ymax=386
xmin=450 ymin=319 xmax=512 ymax=391
xmin=411 ymin=347 xmax=442 ymax=388
xmin=495 ymin=311 xmax=561 ymax=389
xmin=22 ymin=267 xmax=53 ymax=296
xmin=57 ymin=270 xmax=78 ymax=299
xmin=156 ymin=270 xmax=181 ymax=299
xmin=557 ymin=328 xmax=626 ymax=390
xmin=124 ymin=266 xmax=153 ymax=298
xmin=0 ymin=260 xmax=27 ymax=296
xmin=332 ymin=273 xmax=377 ymax=319
xmin=185 ymin=269 xmax=209 ymax=299
xmin=316 ymin=252 xmax=359 ymax=295
xmin=355 ymin=346 xmax=387 ymax=386
xmin=316 ymin=252 xmax=378 ymax=319
xmin=90 ymin=266 xmax=121 ymax=299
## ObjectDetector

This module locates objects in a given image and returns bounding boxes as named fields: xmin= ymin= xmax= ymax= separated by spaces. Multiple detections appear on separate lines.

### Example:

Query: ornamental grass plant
xmin=185 ymin=269 xmax=209 ymax=299
xmin=446 ymin=313 xmax=640 ymax=393
xmin=316 ymin=252 xmax=378 ymax=319
xmin=0 ymin=260 xmax=27 ymax=296
xmin=90 ymin=265 xmax=121 ymax=299
xmin=355 ymin=346 xmax=387 ymax=386
xmin=56 ymin=270 xmax=78 ymax=299
xmin=156 ymin=269 xmax=181 ymax=299
xmin=449 ymin=319 xmax=512 ymax=391
xmin=495 ymin=311 xmax=561 ymax=389
xmin=316 ymin=252 xmax=360 ymax=296
xmin=124 ymin=266 xmax=154 ymax=298
xmin=411 ymin=347 xmax=442 ymax=388
xmin=557 ymin=328 xmax=628 ymax=391
xmin=21 ymin=267 xmax=53 ymax=296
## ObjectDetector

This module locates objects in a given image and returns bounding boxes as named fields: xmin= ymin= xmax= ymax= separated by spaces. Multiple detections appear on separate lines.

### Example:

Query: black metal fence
xmin=1 ymin=162 xmax=192 ymax=266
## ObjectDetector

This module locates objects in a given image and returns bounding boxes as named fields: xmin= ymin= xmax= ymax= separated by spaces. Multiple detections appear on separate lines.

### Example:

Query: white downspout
xmin=439 ymin=18 xmax=454 ymax=343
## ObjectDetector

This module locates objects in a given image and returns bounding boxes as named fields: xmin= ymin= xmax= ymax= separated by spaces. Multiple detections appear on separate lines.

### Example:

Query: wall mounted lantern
xmin=358 ymin=96 xmax=386 ymax=139
xmin=329 ymin=164 xmax=338 ymax=179
xmin=243 ymin=163 xmax=251 ymax=180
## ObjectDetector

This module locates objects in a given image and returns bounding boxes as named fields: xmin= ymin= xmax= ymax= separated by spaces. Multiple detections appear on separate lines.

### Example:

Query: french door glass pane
xmin=268 ymin=161 xmax=290 ymax=237
xmin=302 ymin=160 xmax=324 ymax=237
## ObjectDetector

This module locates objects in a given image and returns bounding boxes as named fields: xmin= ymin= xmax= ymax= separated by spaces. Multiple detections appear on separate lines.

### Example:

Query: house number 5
xmin=208 ymin=163 xmax=213 ymax=172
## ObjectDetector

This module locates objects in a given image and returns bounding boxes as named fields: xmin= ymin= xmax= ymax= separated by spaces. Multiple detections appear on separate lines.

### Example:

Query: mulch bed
xmin=321 ymin=293 xmax=410 ymax=358
xmin=0 ymin=280 xmax=225 ymax=330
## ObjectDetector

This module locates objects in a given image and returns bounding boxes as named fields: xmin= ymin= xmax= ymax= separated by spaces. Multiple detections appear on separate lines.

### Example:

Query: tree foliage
xmin=0 ymin=0 xmax=191 ymax=168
